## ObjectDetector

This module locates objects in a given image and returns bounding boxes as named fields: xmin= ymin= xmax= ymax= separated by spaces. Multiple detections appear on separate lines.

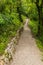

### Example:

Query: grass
xmin=0 ymin=42 xmax=7 ymax=55
xmin=36 ymin=39 xmax=43 ymax=52
xmin=29 ymin=20 xmax=43 ymax=52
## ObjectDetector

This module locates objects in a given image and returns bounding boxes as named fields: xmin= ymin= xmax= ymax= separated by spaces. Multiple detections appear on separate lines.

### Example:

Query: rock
xmin=0 ymin=27 xmax=23 ymax=65
xmin=0 ymin=60 xmax=4 ymax=65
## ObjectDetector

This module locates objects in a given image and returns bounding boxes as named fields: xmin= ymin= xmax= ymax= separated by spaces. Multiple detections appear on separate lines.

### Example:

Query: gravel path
xmin=10 ymin=19 xmax=43 ymax=65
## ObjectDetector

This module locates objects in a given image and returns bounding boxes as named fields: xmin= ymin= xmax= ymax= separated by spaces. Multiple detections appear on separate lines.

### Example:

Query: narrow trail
xmin=10 ymin=19 xmax=43 ymax=65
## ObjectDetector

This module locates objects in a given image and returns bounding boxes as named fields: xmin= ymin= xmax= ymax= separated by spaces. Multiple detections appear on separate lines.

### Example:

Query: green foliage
xmin=28 ymin=4 xmax=38 ymax=20
xmin=0 ymin=42 xmax=7 ymax=55
xmin=29 ymin=20 xmax=38 ymax=36
xmin=0 ymin=0 xmax=23 ymax=55
xmin=29 ymin=20 xmax=43 ymax=51
xmin=36 ymin=39 xmax=43 ymax=52
xmin=22 ymin=0 xmax=38 ymax=20
xmin=0 ymin=0 xmax=43 ymax=55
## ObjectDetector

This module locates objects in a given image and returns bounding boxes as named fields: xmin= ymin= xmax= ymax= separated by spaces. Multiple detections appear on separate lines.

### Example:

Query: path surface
xmin=10 ymin=19 xmax=43 ymax=65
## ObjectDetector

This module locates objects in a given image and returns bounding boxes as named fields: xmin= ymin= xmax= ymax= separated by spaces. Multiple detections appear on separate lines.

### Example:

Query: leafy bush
xmin=29 ymin=20 xmax=43 ymax=51
xmin=0 ymin=0 xmax=23 ymax=55
xmin=36 ymin=39 xmax=43 ymax=52
xmin=29 ymin=20 xmax=38 ymax=36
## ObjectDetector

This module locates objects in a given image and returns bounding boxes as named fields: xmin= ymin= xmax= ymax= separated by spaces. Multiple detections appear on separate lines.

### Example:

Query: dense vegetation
xmin=0 ymin=0 xmax=43 ymax=55
xmin=0 ymin=0 xmax=23 ymax=55
xmin=28 ymin=0 xmax=43 ymax=51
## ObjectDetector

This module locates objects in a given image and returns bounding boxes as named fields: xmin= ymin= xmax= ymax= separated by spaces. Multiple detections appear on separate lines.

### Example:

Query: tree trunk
xmin=35 ymin=0 xmax=43 ymax=36
xmin=37 ymin=5 xmax=43 ymax=36
xmin=37 ymin=13 xmax=41 ymax=36
xmin=36 ymin=4 xmax=42 ymax=36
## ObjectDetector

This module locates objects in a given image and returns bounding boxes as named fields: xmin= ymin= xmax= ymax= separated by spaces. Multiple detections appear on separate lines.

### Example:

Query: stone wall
xmin=0 ymin=27 xmax=23 ymax=65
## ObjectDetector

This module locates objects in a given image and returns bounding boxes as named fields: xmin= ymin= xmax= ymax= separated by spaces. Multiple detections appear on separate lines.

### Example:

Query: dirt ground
xmin=10 ymin=19 xmax=43 ymax=65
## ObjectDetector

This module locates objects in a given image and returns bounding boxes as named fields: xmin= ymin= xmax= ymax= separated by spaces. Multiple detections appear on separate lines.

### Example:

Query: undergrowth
xmin=29 ymin=20 xmax=43 ymax=52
